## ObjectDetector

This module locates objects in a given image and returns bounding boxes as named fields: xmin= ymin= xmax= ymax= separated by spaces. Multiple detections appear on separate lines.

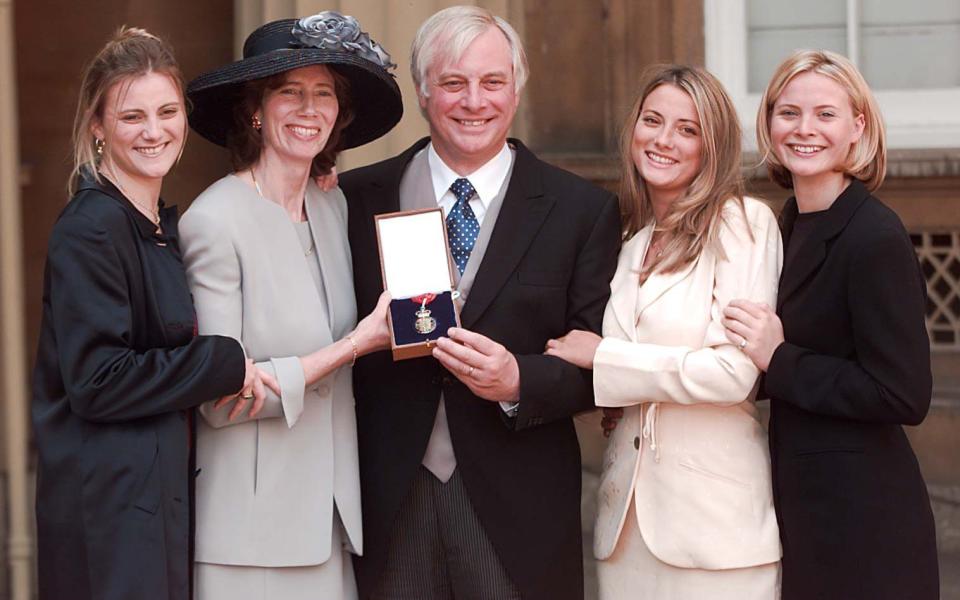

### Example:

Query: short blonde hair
xmin=620 ymin=65 xmax=745 ymax=276
xmin=69 ymin=27 xmax=186 ymax=196
xmin=756 ymin=49 xmax=886 ymax=191
xmin=410 ymin=5 xmax=528 ymax=99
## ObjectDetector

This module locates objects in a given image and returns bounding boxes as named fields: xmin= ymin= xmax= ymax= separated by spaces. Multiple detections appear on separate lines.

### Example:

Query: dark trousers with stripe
xmin=373 ymin=467 xmax=521 ymax=600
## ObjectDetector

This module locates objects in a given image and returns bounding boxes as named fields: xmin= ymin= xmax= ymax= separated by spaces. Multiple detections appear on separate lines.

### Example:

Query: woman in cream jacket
xmin=547 ymin=65 xmax=782 ymax=599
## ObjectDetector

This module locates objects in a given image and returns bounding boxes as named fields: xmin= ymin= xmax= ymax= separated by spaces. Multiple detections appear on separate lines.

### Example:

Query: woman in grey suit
xmin=178 ymin=12 xmax=403 ymax=599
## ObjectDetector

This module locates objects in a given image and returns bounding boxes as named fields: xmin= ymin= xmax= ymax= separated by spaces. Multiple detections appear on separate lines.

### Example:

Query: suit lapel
xmin=633 ymin=248 xmax=698 ymax=322
xmin=355 ymin=140 xmax=426 ymax=222
xmin=460 ymin=141 xmax=555 ymax=329
xmin=609 ymin=223 xmax=702 ymax=335
xmin=304 ymin=184 xmax=340 ymax=332
xmin=607 ymin=227 xmax=649 ymax=341
xmin=350 ymin=139 xmax=430 ymax=297
xmin=777 ymin=179 xmax=870 ymax=310
xmin=77 ymin=174 xmax=162 ymax=239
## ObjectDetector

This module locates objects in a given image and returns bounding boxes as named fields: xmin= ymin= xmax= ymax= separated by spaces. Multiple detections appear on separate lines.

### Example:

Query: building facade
xmin=1 ymin=0 xmax=957 ymax=597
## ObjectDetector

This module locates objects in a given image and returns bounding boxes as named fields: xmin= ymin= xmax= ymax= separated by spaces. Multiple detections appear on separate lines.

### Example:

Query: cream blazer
xmin=179 ymin=175 xmax=361 ymax=567
xmin=593 ymin=197 xmax=782 ymax=570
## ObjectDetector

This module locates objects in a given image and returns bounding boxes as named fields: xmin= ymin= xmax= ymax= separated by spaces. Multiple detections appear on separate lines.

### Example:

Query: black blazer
xmin=341 ymin=138 xmax=621 ymax=600
xmin=765 ymin=180 xmax=938 ymax=599
xmin=32 ymin=176 xmax=245 ymax=600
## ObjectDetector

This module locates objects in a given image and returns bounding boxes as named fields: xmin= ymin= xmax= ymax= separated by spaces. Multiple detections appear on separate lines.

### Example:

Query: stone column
xmin=0 ymin=0 xmax=34 ymax=597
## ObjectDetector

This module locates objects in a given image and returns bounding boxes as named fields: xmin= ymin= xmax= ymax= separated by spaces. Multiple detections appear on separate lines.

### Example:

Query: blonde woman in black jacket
xmin=723 ymin=49 xmax=938 ymax=600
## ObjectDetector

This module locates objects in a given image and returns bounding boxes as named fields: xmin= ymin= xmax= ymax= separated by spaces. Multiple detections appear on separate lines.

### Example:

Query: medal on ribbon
xmin=412 ymin=293 xmax=437 ymax=335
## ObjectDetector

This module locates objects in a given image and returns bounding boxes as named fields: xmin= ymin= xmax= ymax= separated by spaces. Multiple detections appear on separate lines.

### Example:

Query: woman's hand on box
xmin=352 ymin=290 xmax=392 ymax=355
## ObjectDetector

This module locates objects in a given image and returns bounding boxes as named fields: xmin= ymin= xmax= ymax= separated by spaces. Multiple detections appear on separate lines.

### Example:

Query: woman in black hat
xmin=178 ymin=12 xmax=402 ymax=599
xmin=32 ymin=27 xmax=269 ymax=600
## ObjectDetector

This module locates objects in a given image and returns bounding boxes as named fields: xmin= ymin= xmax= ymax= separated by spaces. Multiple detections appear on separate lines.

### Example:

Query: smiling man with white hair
xmin=341 ymin=6 xmax=621 ymax=599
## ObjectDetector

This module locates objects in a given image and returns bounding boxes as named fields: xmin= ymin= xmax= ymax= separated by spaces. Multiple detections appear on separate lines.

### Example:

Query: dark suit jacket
xmin=32 ymin=176 xmax=245 ymax=600
xmin=341 ymin=138 xmax=621 ymax=600
xmin=765 ymin=180 xmax=938 ymax=600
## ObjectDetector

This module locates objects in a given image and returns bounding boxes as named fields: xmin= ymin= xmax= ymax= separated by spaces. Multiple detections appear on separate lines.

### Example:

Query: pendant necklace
xmin=100 ymin=167 xmax=160 ymax=228
xmin=250 ymin=167 xmax=314 ymax=256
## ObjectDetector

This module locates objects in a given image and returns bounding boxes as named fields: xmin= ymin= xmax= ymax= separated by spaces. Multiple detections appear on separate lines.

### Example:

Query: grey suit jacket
xmin=179 ymin=175 xmax=361 ymax=567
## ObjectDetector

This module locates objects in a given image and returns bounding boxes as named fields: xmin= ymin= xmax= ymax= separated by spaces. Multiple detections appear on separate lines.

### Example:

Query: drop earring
xmin=252 ymin=115 xmax=262 ymax=130
xmin=95 ymin=138 xmax=104 ymax=156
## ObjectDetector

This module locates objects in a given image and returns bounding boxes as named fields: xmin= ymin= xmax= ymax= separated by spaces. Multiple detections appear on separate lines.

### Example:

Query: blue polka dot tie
xmin=446 ymin=178 xmax=480 ymax=275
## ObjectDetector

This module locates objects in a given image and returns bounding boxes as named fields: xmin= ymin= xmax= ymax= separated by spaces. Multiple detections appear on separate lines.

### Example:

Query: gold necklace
xmin=250 ymin=166 xmax=266 ymax=200
xmin=649 ymin=233 xmax=667 ymax=258
xmin=100 ymin=168 xmax=160 ymax=226
xmin=250 ymin=168 xmax=314 ymax=256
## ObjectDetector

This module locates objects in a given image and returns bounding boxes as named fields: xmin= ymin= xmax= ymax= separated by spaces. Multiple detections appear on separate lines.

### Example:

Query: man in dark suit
xmin=340 ymin=6 xmax=620 ymax=600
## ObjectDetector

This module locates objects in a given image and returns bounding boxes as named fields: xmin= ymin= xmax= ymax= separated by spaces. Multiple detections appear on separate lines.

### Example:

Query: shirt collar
xmin=427 ymin=142 xmax=512 ymax=208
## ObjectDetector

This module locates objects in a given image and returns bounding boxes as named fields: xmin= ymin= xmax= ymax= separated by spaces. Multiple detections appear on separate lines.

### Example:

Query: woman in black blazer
xmin=31 ymin=28 xmax=273 ymax=600
xmin=723 ymin=49 xmax=938 ymax=599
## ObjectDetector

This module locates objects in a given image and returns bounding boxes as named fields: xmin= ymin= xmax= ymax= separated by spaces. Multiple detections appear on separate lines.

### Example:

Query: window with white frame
xmin=705 ymin=0 xmax=960 ymax=149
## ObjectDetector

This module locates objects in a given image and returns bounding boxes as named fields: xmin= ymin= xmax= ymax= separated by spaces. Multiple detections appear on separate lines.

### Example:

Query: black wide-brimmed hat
xmin=187 ymin=12 xmax=403 ymax=149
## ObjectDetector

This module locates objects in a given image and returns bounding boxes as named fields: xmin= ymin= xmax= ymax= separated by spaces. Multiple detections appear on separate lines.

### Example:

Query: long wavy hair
xmin=619 ymin=64 xmax=745 ymax=277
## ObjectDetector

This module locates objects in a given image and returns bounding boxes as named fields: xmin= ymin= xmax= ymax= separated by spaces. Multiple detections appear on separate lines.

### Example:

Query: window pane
xmin=747 ymin=0 xmax=846 ymax=93
xmin=748 ymin=0 xmax=844 ymax=28
xmin=861 ymin=0 xmax=960 ymax=89
xmin=862 ymin=0 xmax=960 ymax=26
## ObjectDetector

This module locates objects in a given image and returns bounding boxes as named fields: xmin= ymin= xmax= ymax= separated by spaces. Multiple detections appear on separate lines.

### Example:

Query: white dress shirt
xmin=426 ymin=142 xmax=518 ymax=414
xmin=427 ymin=142 xmax=513 ymax=224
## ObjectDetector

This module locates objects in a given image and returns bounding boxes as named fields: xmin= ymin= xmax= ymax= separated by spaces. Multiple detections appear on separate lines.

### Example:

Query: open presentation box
xmin=375 ymin=208 xmax=460 ymax=360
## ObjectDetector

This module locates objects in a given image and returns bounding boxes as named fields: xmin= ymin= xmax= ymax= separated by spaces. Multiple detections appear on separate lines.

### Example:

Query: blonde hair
xmin=756 ymin=49 xmax=886 ymax=191
xmin=620 ymin=64 xmax=745 ymax=277
xmin=410 ymin=5 xmax=528 ymax=100
xmin=69 ymin=26 xmax=186 ymax=196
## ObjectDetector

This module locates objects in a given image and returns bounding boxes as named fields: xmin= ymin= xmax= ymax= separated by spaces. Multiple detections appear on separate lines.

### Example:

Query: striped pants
xmin=372 ymin=467 xmax=521 ymax=600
